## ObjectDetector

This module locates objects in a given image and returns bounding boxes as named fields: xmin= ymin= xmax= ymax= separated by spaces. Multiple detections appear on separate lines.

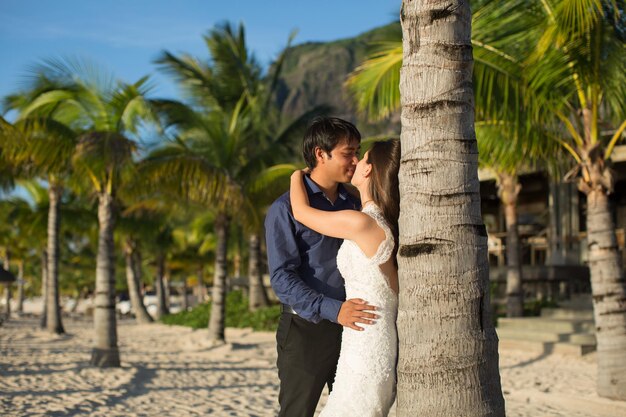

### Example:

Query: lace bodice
xmin=336 ymin=203 xmax=397 ymax=304
xmin=319 ymin=203 xmax=398 ymax=417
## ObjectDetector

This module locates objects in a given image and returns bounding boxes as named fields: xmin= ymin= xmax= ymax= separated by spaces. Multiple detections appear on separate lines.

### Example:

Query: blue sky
xmin=1 ymin=0 xmax=400 ymax=102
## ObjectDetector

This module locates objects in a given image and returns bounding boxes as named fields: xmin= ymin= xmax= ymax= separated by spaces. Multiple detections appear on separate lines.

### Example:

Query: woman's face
xmin=351 ymin=150 xmax=372 ymax=187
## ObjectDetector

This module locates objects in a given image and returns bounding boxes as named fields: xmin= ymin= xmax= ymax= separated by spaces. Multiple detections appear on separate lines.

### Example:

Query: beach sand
xmin=2 ymin=316 xmax=626 ymax=417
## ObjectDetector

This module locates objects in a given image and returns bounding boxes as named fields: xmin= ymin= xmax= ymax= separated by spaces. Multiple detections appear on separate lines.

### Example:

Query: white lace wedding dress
xmin=319 ymin=204 xmax=398 ymax=417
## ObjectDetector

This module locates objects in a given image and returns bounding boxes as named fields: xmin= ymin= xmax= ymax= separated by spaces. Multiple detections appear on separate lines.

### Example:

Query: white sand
xmin=2 ymin=316 xmax=626 ymax=417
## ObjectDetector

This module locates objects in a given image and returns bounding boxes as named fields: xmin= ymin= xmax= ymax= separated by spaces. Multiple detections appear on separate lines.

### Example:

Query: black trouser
xmin=276 ymin=312 xmax=342 ymax=417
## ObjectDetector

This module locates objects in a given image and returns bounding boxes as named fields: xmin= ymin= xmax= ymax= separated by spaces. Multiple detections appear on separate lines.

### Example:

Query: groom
xmin=265 ymin=117 xmax=377 ymax=417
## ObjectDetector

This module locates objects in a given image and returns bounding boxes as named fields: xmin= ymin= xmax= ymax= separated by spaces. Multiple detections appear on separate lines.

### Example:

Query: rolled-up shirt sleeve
xmin=265 ymin=200 xmax=342 ymax=323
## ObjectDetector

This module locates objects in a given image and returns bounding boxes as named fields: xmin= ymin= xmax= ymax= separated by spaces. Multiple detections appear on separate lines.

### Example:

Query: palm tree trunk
xmin=164 ymin=270 xmax=171 ymax=310
xmin=40 ymin=249 xmax=48 ymax=328
xmin=396 ymin=1 xmax=505 ymax=415
xmin=586 ymin=188 xmax=626 ymax=400
xmin=234 ymin=252 xmax=241 ymax=279
xmin=208 ymin=213 xmax=229 ymax=343
xmin=16 ymin=260 xmax=24 ymax=315
xmin=155 ymin=254 xmax=169 ymax=319
xmin=233 ymin=225 xmax=242 ymax=280
xmin=547 ymin=181 xmax=564 ymax=265
xmin=498 ymin=173 xmax=524 ymax=317
xmin=46 ymin=185 xmax=65 ymax=334
xmin=248 ymin=233 xmax=269 ymax=311
xmin=90 ymin=192 xmax=120 ymax=367
xmin=124 ymin=238 xmax=153 ymax=324
xmin=182 ymin=278 xmax=189 ymax=311
xmin=3 ymin=285 xmax=10 ymax=318
xmin=70 ymin=287 xmax=87 ymax=313
xmin=4 ymin=252 xmax=11 ymax=318
xmin=132 ymin=250 xmax=143 ymax=289
xmin=196 ymin=265 xmax=207 ymax=303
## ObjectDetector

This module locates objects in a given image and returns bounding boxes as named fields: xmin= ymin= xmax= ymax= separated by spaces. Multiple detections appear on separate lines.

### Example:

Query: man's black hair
xmin=302 ymin=117 xmax=361 ymax=169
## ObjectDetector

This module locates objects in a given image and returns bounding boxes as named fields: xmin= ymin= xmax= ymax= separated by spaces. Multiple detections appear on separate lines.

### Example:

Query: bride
xmin=290 ymin=139 xmax=401 ymax=417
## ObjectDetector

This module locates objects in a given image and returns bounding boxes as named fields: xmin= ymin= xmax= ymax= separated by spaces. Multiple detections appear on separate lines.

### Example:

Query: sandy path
xmin=1 ymin=316 xmax=625 ymax=417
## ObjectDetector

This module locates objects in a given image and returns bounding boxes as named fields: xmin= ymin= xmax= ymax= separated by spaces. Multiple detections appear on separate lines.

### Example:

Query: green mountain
xmin=275 ymin=22 xmax=401 ymax=138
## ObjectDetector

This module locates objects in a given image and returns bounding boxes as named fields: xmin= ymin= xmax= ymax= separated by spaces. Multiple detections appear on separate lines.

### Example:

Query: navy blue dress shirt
xmin=265 ymin=175 xmax=360 ymax=323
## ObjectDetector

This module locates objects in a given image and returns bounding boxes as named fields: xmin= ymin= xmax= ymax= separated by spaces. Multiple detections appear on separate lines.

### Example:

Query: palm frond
xmin=154 ymin=51 xmax=218 ymax=108
xmin=345 ymin=42 xmax=402 ymax=121
xmin=72 ymin=131 xmax=136 ymax=192
xmin=246 ymin=163 xmax=297 ymax=203
xmin=203 ymin=21 xmax=262 ymax=104
xmin=238 ymin=105 xmax=330 ymax=180
xmin=111 ymin=77 xmax=157 ymax=134
xmin=139 ymin=141 xmax=239 ymax=209
xmin=151 ymin=99 xmax=203 ymax=131
xmin=28 ymin=56 xmax=117 ymax=93
xmin=15 ymin=117 xmax=78 ymax=176
xmin=18 ymin=90 xmax=77 ymax=120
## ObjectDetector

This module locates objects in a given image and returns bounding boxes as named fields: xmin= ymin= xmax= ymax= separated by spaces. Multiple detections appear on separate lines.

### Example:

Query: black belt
xmin=281 ymin=304 xmax=298 ymax=315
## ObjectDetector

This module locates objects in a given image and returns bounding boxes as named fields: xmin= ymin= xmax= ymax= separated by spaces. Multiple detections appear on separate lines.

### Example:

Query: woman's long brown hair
xmin=366 ymin=139 xmax=401 ymax=266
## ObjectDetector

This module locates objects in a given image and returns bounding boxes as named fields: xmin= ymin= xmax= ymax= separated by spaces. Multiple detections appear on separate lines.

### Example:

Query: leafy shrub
xmin=161 ymin=290 xmax=281 ymax=331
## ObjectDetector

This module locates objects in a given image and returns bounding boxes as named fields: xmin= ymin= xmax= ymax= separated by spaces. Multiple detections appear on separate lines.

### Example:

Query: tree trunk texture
xmin=208 ymin=213 xmax=229 ymax=343
xmin=248 ymin=233 xmax=269 ymax=311
xmin=498 ymin=173 xmax=524 ymax=317
xmin=155 ymin=254 xmax=169 ymax=319
xmin=16 ymin=260 xmax=24 ymax=315
xmin=90 ymin=192 xmax=120 ymax=367
xmin=40 ymin=250 xmax=48 ymax=328
xmin=124 ymin=239 xmax=153 ymax=324
xmin=397 ymin=1 xmax=505 ymax=415
xmin=585 ymin=188 xmax=626 ymax=400
xmin=46 ymin=185 xmax=65 ymax=334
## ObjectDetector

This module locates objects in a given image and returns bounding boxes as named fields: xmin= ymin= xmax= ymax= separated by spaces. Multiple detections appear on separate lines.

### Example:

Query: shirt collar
xmin=304 ymin=174 xmax=349 ymax=201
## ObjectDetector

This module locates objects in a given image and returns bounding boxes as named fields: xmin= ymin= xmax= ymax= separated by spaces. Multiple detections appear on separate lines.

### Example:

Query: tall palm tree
xmin=143 ymin=105 xmax=294 ymax=342
xmin=147 ymin=22 xmax=317 ymax=342
xmin=394 ymin=1 xmax=505 ymax=414
xmin=525 ymin=0 xmax=626 ymax=399
xmin=0 ymin=116 xmax=77 ymax=333
xmin=5 ymin=183 xmax=49 ymax=317
xmin=16 ymin=58 xmax=156 ymax=367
